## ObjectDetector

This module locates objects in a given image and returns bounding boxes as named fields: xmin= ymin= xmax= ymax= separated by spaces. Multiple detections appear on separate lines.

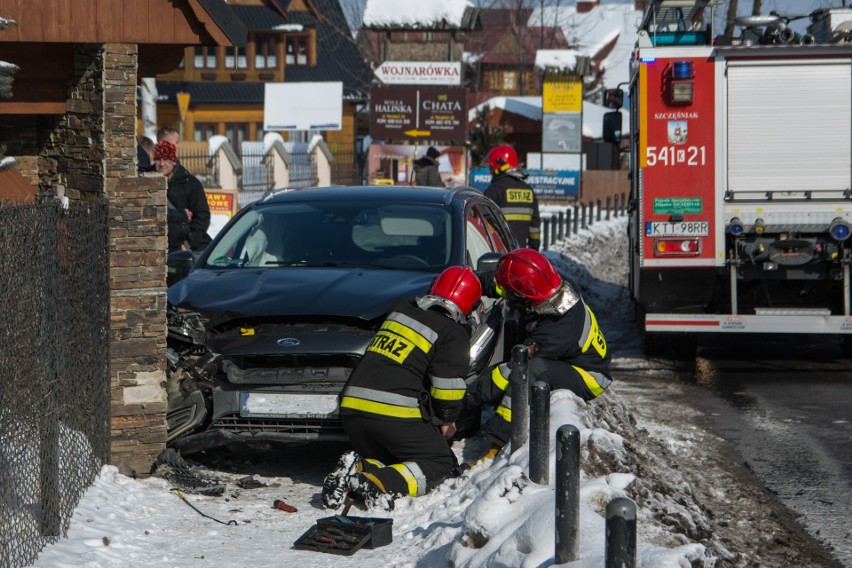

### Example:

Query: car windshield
xmin=204 ymin=200 xmax=453 ymax=271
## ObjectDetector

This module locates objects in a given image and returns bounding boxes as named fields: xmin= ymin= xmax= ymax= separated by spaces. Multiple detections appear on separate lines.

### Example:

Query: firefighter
xmin=322 ymin=266 xmax=483 ymax=511
xmin=482 ymin=145 xmax=541 ymax=250
xmin=465 ymin=248 xmax=612 ymax=455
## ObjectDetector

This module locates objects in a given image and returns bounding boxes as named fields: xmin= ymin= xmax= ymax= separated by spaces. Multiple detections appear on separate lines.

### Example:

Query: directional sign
xmin=374 ymin=61 xmax=462 ymax=86
xmin=370 ymin=86 xmax=467 ymax=143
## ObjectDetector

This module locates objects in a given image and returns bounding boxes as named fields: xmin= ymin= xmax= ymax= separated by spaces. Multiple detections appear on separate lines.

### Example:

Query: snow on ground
xmin=31 ymin=210 xmax=722 ymax=567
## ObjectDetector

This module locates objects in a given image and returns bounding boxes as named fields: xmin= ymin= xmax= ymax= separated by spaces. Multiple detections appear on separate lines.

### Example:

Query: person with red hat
xmin=482 ymin=145 xmax=541 ymax=250
xmin=465 ymin=248 xmax=612 ymax=455
xmin=322 ymin=266 xmax=483 ymax=511
xmin=154 ymin=139 xmax=211 ymax=254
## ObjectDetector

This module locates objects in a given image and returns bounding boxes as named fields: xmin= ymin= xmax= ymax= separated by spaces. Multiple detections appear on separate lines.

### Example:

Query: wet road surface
xmin=692 ymin=334 xmax=852 ymax=566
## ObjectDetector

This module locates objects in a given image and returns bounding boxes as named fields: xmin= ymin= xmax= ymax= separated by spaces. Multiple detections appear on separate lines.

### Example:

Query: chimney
xmin=577 ymin=0 xmax=599 ymax=14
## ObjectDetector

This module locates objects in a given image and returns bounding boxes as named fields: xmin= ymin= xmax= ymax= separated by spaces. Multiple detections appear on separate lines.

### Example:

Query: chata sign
xmin=374 ymin=61 xmax=462 ymax=86
xmin=370 ymin=86 xmax=467 ymax=143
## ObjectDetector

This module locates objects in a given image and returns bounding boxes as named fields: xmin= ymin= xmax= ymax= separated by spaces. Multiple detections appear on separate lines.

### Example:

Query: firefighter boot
xmin=349 ymin=472 xmax=395 ymax=511
xmin=322 ymin=451 xmax=362 ymax=509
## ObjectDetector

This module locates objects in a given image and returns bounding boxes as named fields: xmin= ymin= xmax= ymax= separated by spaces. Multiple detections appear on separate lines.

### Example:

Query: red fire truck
xmin=604 ymin=1 xmax=852 ymax=357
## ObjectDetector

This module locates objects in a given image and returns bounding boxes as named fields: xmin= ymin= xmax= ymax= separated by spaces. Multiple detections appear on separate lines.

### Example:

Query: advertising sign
xmin=205 ymin=188 xmax=239 ymax=239
xmin=542 ymin=113 xmax=582 ymax=153
xmin=543 ymin=76 xmax=583 ymax=112
xmin=264 ymin=82 xmax=343 ymax=131
xmin=370 ymin=86 xmax=467 ymax=143
xmin=469 ymin=168 xmax=579 ymax=199
xmin=374 ymin=61 xmax=461 ymax=86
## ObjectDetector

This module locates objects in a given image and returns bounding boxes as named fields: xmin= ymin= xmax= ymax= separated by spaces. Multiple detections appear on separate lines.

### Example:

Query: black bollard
xmin=557 ymin=211 xmax=564 ymax=241
xmin=529 ymin=381 xmax=550 ymax=485
xmin=606 ymin=497 xmax=637 ymax=568
xmin=550 ymin=214 xmax=557 ymax=246
xmin=542 ymin=218 xmax=550 ymax=251
xmin=606 ymin=196 xmax=612 ymax=221
xmin=597 ymin=199 xmax=602 ymax=222
xmin=581 ymin=203 xmax=587 ymax=229
xmin=555 ymin=424 xmax=580 ymax=563
xmin=510 ymin=345 xmax=529 ymax=454
xmin=565 ymin=208 xmax=572 ymax=237
xmin=573 ymin=204 xmax=580 ymax=233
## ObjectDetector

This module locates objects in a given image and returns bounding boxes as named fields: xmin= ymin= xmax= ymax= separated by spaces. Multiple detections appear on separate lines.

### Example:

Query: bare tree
xmin=724 ymin=0 xmax=740 ymax=39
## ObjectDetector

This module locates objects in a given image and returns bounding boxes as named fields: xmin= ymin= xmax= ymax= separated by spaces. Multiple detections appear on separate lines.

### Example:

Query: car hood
xmin=168 ymin=266 xmax=436 ymax=328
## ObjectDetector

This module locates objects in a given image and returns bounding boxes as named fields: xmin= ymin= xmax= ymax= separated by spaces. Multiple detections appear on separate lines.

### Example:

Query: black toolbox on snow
xmin=293 ymin=515 xmax=393 ymax=555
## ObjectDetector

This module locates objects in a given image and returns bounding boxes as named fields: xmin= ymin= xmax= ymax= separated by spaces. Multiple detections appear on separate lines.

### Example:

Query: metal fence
xmin=329 ymin=146 xmax=362 ymax=186
xmin=0 ymin=197 xmax=111 ymax=568
xmin=176 ymin=143 xmax=218 ymax=189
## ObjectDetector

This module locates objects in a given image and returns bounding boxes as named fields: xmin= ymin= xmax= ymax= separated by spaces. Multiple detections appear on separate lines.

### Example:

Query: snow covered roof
xmin=531 ymin=2 xmax=643 ymax=89
xmin=469 ymin=95 xmax=630 ymax=140
xmin=535 ymin=49 xmax=582 ymax=75
xmin=363 ymin=0 xmax=477 ymax=30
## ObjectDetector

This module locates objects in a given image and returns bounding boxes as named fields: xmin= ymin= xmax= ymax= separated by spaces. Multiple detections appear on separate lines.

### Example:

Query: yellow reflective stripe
xmin=430 ymin=386 xmax=466 ymax=400
xmin=382 ymin=320 xmax=433 ymax=353
xmin=363 ymin=458 xmax=383 ymax=469
xmin=573 ymin=365 xmax=605 ymax=397
xmin=339 ymin=396 xmax=423 ymax=418
xmin=361 ymin=471 xmax=387 ymax=493
xmin=505 ymin=213 xmax=533 ymax=221
xmin=491 ymin=364 xmax=510 ymax=391
xmin=496 ymin=404 xmax=512 ymax=422
xmin=389 ymin=464 xmax=419 ymax=497
xmin=580 ymin=306 xmax=607 ymax=358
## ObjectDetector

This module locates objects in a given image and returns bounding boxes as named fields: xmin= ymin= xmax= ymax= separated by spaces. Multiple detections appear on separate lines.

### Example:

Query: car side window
xmin=466 ymin=206 xmax=494 ymax=266
xmin=479 ymin=205 xmax=512 ymax=253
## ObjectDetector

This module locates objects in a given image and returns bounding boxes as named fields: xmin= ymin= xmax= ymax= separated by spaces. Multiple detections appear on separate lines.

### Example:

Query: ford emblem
xmin=277 ymin=338 xmax=300 ymax=346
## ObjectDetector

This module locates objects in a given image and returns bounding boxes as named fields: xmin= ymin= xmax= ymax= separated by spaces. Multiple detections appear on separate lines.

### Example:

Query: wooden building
xmin=155 ymin=0 xmax=371 ymax=157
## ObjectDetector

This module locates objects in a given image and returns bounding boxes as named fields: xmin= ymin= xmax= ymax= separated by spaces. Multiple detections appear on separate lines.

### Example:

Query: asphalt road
xmin=691 ymin=334 xmax=852 ymax=567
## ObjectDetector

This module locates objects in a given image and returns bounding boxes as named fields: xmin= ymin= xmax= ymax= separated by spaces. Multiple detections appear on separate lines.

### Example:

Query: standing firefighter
xmin=483 ymin=145 xmax=541 ymax=250
xmin=465 ymin=248 xmax=612 ymax=455
xmin=322 ymin=266 xmax=483 ymax=511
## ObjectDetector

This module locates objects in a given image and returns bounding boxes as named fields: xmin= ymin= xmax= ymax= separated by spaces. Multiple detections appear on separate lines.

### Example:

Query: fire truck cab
xmin=605 ymin=0 xmax=852 ymax=357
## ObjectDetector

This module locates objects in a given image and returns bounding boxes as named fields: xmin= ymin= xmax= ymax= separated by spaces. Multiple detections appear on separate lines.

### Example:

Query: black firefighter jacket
xmin=167 ymin=164 xmax=212 ymax=253
xmin=339 ymin=299 xmax=470 ymax=423
xmin=526 ymin=281 xmax=612 ymax=386
xmin=484 ymin=172 xmax=542 ymax=250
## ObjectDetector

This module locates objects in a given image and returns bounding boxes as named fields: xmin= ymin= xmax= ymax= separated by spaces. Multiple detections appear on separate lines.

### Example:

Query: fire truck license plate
xmin=645 ymin=221 xmax=709 ymax=237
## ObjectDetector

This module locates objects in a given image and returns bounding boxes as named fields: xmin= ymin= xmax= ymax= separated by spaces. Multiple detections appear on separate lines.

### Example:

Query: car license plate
xmin=240 ymin=392 xmax=339 ymax=417
xmin=645 ymin=221 xmax=709 ymax=237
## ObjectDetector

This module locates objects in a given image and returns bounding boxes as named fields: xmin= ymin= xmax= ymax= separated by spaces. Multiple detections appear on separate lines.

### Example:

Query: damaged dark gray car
xmin=166 ymin=185 xmax=519 ymax=455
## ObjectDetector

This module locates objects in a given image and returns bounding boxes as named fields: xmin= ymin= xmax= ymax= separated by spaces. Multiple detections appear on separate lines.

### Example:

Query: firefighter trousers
xmin=464 ymin=357 xmax=606 ymax=447
xmin=340 ymin=413 xmax=459 ymax=498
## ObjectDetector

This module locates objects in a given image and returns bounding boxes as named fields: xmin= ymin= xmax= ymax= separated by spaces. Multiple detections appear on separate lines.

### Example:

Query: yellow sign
xmin=177 ymin=92 xmax=191 ymax=123
xmin=542 ymin=77 xmax=582 ymax=113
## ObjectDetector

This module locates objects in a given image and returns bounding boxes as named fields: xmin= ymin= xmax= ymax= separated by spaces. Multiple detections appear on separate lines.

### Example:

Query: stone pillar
xmin=103 ymin=44 xmax=168 ymax=475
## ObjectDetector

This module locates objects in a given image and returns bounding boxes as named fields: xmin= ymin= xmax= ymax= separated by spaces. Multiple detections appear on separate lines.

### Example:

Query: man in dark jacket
xmin=153 ymin=140 xmax=212 ymax=253
xmin=482 ymin=145 xmax=541 ymax=250
xmin=411 ymin=146 xmax=444 ymax=187
xmin=322 ymin=266 xmax=483 ymax=511
xmin=465 ymin=248 xmax=612 ymax=454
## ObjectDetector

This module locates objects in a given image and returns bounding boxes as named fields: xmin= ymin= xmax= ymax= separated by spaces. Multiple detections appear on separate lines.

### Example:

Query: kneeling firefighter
xmin=322 ymin=265 xmax=483 ymax=510
xmin=465 ymin=248 xmax=613 ymax=454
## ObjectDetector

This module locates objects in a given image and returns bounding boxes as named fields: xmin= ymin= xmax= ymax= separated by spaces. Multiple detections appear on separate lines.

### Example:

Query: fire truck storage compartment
xmin=725 ymin=59 xmax=852 ymax=199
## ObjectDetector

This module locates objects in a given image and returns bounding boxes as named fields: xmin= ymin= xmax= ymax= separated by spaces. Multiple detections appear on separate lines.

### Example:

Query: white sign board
xmin=374 ymin=61 xmax=461 ymax=86
xmin=264 ymin=82 xmax=343 ymax=131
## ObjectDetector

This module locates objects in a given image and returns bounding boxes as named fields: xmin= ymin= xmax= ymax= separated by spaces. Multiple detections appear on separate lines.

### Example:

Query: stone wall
xmin=102 ymin=44 xmax=168 ymax=475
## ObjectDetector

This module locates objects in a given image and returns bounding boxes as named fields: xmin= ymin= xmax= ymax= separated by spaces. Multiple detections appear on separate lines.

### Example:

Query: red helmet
xmin=495 ymin=248 xmax=561 ymax=305
xmin=429 ymin=266 xmax=482 ymax=317
xmin=483 ymin=145 xmax=519 ymax=175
